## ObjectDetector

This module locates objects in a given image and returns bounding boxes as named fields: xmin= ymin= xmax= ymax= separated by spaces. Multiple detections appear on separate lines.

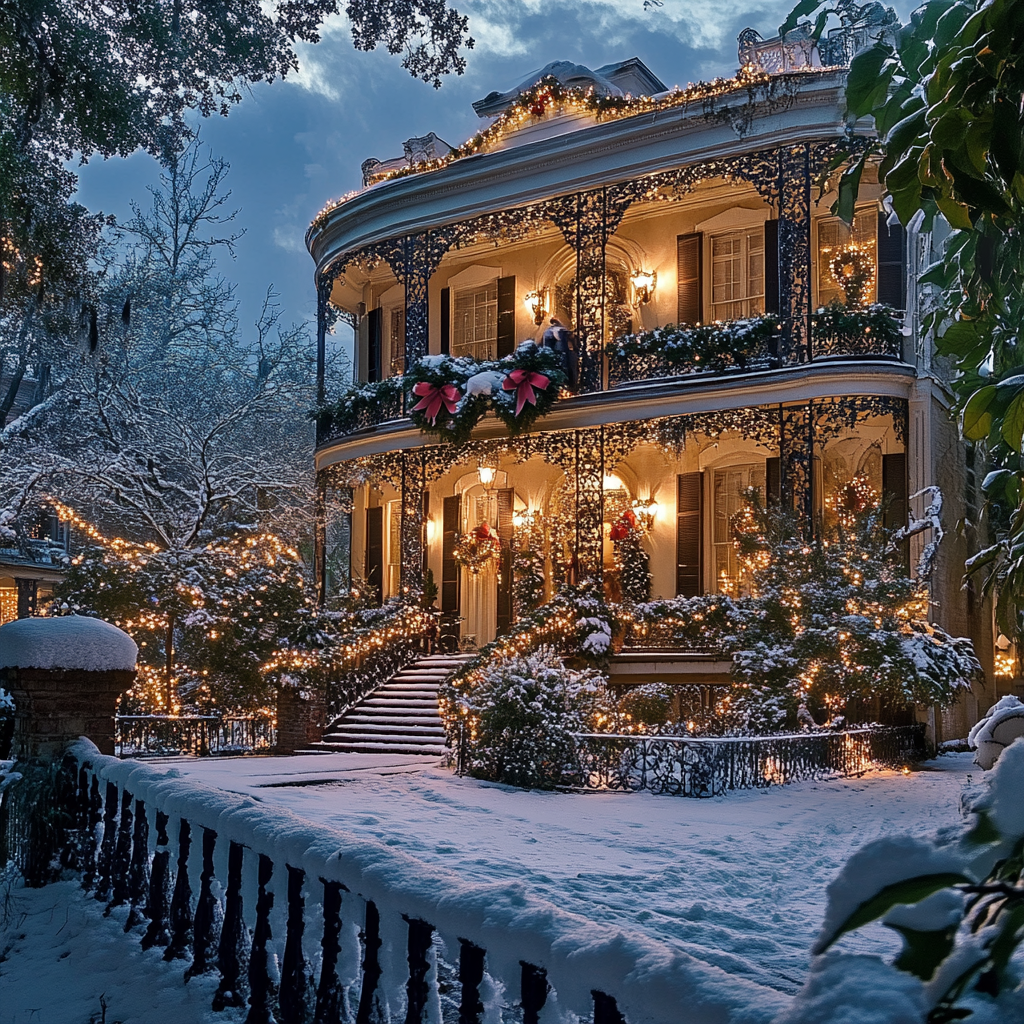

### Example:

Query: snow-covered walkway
xmin=160 ymin=750 xmax=975 ymax=994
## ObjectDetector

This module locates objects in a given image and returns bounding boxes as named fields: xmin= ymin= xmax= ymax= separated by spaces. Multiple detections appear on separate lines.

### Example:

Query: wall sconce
xmin=524 ymin=290 xmax=548 ymax=325
xmin=631 ymin=270 xmax=656 ymax=305
xmin=477 ymin=465 xmax=496 ymax=488
xmin=631 ymin=497 xmax=659 ymax=531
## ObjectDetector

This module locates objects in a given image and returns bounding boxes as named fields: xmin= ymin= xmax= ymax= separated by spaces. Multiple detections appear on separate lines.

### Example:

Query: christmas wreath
xmin=454 ymin=523 xmax=502 ymax=575
xmin=404 ymin=355 xmax=487 ymax=444
xmin=829 ymin=244 xmax=875 ymax=308
xmin=492 ymin=341 xmax=568 ymax=435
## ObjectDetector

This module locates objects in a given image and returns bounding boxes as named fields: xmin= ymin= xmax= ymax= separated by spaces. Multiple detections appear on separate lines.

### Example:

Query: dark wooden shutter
xmin=441 ymin=495 xmax=461 ymax=616
xmin=497 ymin=276 xmax=516 ymax=358
xmin=365 ymin=506 xmax=383 ymax=606
xmin=367 ymin=307 xmax=382 ymax=383
xmin=883 ymin=452 xmax=909 ymax=568
xmin=764 ymin=219 xmax=780 ymax=315
xmin=496 ymin=488 xmax=514 ymax=633
xmin=676 ymin=472 xmax=704 ymax=597
xmin=440 ymin=287 xmax=451 ymax=355
xmin=877 ymin=212 xmax=907 ymax=310
xmin=677 ymin=233 xmax=702 ymax=325
xmin=766 ymin=457 xmax=781 ymax=505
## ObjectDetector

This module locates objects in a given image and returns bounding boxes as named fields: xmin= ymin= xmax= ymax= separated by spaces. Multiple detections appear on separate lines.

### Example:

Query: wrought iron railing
xmin=114 ymin=715 xmax=277 ymax=757
xmin=0 ymin=744 xmax=679 ymax=1024
xmin=316 ymin=309 xmax=905 ymax=444
xmin=572 ymin=725 xmax=926 ymax=797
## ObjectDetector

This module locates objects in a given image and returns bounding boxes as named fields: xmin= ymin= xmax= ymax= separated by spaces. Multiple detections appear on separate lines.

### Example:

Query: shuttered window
xmin=441 ymin=495 xmax=461 ymax=615
xmin=676 ymin=472 xmax=704 ymax=597
xmin=440 ymin=287 xmax=451 ymax=355
xmin=877 ymin=213 xmax=907 ymax=310
xmin=365 ymin=506 xmax=383 ymax=606
xmin=497 ymin=276 xmax=516 ymax=358
xmin=677 ymin=233 xmax=702 ymax=325
xmin=710 ymin=230 xmax=765 ymax=320
xmin=453 ymin=283 xmax=498 ymax=360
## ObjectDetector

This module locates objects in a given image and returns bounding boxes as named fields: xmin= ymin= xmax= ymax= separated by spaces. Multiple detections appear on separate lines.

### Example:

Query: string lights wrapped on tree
xmin=609 ymin=508 xmax=651 ymax=605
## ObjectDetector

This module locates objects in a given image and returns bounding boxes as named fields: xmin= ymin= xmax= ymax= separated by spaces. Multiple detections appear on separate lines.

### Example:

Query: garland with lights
xmin=829 ymin=242 xmax=876 ymax=307
xmin=608 ymin=315 xmax=781 ymax=372
xmin=310 ymin=65 xmax=842 ymax=228
xmin=810 ymin=301 xmax=901 ymax=354
xmin=609 ymin=509 xmax=652 ymax=605
xmin=454 ymin=523 xmax=501 ymax=575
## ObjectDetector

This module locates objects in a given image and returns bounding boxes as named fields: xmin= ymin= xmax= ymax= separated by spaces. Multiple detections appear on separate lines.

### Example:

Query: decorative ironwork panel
xmin=780 ymin=401 xmax=813 ymax=523
xmin=813 ymin=395 xmax=908 ymax=447
xmin=574 ymin=428 xmax=605 ymax=581
xmin=401 ymin=450 xmax=427 ymax=598
xmin=778 ymin=144 xmax=812 ymax=363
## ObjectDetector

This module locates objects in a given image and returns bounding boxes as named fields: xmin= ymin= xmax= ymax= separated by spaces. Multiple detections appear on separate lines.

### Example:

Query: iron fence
xmin=114 ymin=716 xmax=276 ymax=758
xmin=570 ymin=725 xmax=926 ymax=797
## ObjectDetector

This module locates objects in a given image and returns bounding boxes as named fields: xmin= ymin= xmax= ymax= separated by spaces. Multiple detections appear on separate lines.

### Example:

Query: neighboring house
xmin=306 ymin=17 xmax=999 ymax=743
xmin=0 ymin=375 xmax=68 ymax=623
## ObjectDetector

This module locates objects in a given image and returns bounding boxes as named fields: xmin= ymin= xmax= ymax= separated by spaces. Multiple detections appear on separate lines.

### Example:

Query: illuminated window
xmin=453 ymin=283 xmax=498 ymax=360
xmin=0 ymin=587 xmax=16 ymax=625
xmin=711 ymin=230 xmax=764 ymax=320
xmin=713 ymin=464 xmax=765 ymax=594
xmin=817 ymin=209 xmax=877 ymax=307
xmin=389 ymin=306 xmax=405 ymax=375
xmin=387 ymin=500 xmax=402 ymax=597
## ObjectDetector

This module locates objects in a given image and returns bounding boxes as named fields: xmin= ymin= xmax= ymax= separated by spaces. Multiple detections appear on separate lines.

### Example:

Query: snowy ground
xmin=0 ymin=752 xmax=977 ymax=1022
xmin=157 ymin=751 xmax=975 ymax=993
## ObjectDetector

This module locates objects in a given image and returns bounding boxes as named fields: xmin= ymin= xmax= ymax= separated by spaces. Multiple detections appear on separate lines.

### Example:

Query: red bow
xmin=502 ymin=369 xmax=550 ymax=417
xmin=411 ymin=381 xmax=461 ymax=424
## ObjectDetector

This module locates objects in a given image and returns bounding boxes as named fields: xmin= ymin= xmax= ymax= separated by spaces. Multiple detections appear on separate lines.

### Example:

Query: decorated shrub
xmin=451 ymin=646 xmax=605 ymax=789
xmin=610 ymin=508 xmax=651 ymax=604
xmin=512 ymin=546 xmax=546 ymax=617
xmin=616 ymin=683 xmax=675 ymax=732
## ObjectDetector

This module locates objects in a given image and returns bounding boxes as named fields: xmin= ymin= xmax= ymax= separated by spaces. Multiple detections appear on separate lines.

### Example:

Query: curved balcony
xmin=314 ymin=307 xmax=907 ymax=460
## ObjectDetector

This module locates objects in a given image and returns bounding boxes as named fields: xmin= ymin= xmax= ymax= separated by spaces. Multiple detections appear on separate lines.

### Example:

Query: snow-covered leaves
xmin=785 ymin=739 xmax=1024 ymax=1023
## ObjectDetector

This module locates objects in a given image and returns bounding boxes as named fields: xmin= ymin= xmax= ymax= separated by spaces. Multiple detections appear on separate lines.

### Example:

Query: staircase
xmin=314 ymin=654 xmax=474 ymax=756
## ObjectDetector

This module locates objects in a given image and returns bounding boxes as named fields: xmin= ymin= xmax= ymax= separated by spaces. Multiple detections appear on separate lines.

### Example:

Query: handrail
xmin=0 ymin=740 xmax=785 ymax=1024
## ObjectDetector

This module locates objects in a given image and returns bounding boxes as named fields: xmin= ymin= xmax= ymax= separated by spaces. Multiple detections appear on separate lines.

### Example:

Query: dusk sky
xmin=71 ymin=0 xmax=916 ymax=352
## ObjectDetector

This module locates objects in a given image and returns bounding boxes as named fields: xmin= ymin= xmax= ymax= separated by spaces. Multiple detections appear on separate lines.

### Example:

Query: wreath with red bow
xmin=454 ymin=523 xmax=502 ymax=575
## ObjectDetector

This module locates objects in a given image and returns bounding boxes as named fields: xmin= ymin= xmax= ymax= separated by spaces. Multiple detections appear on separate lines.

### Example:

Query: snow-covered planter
xmin=780 ymin=738 xmax=1024 ymax=1023
xmin=969 ymin=695 xmax=1024 ymax=769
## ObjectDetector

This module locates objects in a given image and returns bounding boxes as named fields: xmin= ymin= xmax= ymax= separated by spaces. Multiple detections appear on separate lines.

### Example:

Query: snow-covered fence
xmin=15 ymin=738 xmax=783 ymax=1024
xmin=115 ymin=715 xmax=277 ymax=757
xmin=572 ymin=726 xmax=926 ymax=797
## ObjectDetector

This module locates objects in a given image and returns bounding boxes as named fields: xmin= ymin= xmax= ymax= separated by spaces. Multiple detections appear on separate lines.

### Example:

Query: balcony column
xmin=780 ymin=402 xmax=814 ymax=531
xmin=777 ymin=144 xmax=812 ymax=363
xmin=400 ymin=231 xmax=456 ymax=371
xmin=400 ymin=449 xmax=427 ymax=599
xmin=550 ymin=191 xmax=626 ymax=394
xmin=316 ymin=274 xmax=332 ymax=408
xmin=314 ymin=470 xmax=328 ymax=607
xmin=574 ymin=428 xmax=605 ymax=582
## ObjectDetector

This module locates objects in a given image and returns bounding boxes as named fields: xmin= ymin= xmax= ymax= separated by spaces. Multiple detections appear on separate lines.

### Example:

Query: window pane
xmin=712 ymin=230 xmax=765 ymax=320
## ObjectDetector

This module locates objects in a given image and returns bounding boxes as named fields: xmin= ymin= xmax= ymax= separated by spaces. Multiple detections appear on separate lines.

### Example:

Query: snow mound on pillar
xmin=968 ymin=695 xmax=1024 ymax=770
xmin=0 ymin=615 xmax=137 ymax=673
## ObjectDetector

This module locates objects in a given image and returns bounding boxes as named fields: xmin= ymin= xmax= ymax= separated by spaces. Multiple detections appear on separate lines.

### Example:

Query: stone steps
xmin=312 ymin=653 xmax=474 ymax=756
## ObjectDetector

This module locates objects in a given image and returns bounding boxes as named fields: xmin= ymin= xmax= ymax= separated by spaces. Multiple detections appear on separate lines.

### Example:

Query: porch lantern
xmin=477 ymin=464 xmax=496 ymax=488
xmin=630 ymin=270 xmax=656 ymax=305
xmin=524 ymin=289 xmax=548 ymax=325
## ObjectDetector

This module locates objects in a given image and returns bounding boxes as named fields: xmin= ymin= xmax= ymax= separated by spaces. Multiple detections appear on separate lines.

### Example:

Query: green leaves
xmin=817 ymin=874 xmax=971 ymax=953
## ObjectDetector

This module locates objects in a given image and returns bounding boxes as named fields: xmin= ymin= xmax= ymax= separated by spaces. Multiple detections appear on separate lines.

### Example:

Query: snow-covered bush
xmin=616 ymin=683 xmax=674 ymax=731
xmin=969 ymin=695 xmax=1024 ymax=770
xmin=779 ymin=738 xmax=1024 ymax=1024
xmin=0 ymin=687 xmax=13 ymax=760
xmin=448 ymin=646 xmax=606 ymax=789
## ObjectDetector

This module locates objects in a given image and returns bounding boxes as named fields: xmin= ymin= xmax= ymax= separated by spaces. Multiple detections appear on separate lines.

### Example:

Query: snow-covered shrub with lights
xmin=615 ymin=683 xmax=675 ymax=732
xmin=729 ymin=491 xmax=979 ymax=731
xmin=781 ymin=738 xmax=1024 ymax=1024
xmin=512 ymin=546 xmax=545 ymax=618
xmin=610 ymin=509 xmax=651 ymax=605
xmin=450 ymin=645 xmax=605 ymax=789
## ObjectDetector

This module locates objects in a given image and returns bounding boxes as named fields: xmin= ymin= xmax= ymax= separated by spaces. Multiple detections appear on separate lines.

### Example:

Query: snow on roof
xmin=0 ymin=615 xmax=137 ymax=673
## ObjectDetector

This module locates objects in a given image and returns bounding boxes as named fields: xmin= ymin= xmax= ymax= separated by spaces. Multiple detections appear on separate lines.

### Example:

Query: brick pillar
xmin=275 ymin=686 xmax=326 ymax=754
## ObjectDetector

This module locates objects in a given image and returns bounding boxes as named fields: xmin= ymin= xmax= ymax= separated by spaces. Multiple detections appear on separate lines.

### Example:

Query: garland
xmin=404 ymin=341 xmax=566 ymax=443
xmin=608 ymin=315 xmax=782 ymax=372
xmin=310 ymin=66 xmax=814 ymax=226
xmin=312 ymin=376 xmax=404 ymax=438
xmin=810 ymin=301 xmax=901 ymax=345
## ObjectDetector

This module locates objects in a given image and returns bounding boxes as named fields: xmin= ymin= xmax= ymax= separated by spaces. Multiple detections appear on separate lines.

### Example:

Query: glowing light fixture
xmin=631 ymin=270 xmax=656 ymax=305
xmin=477 ymin=465 xmax=496 ymax=487
xmin=524 ymin=290 xmax=548 ymax=325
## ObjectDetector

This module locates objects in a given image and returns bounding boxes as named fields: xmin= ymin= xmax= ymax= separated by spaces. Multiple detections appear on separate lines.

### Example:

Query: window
xmin=387 ymin=500 xmax=402 ymax=597
xmin=711 ymin=230 xmax=764 ymax=320
xmin=713 ymin=464 xmax=765 ymax=594
xmin=452 ymin=283 xmax=498 ymax=360
xmin=817 ymin=209 xmax=877 ymax=307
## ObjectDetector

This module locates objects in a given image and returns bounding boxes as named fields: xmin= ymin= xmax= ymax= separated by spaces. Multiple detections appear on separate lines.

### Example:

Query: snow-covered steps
xmin=312 ymin=653 xmax=474 ymax=756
